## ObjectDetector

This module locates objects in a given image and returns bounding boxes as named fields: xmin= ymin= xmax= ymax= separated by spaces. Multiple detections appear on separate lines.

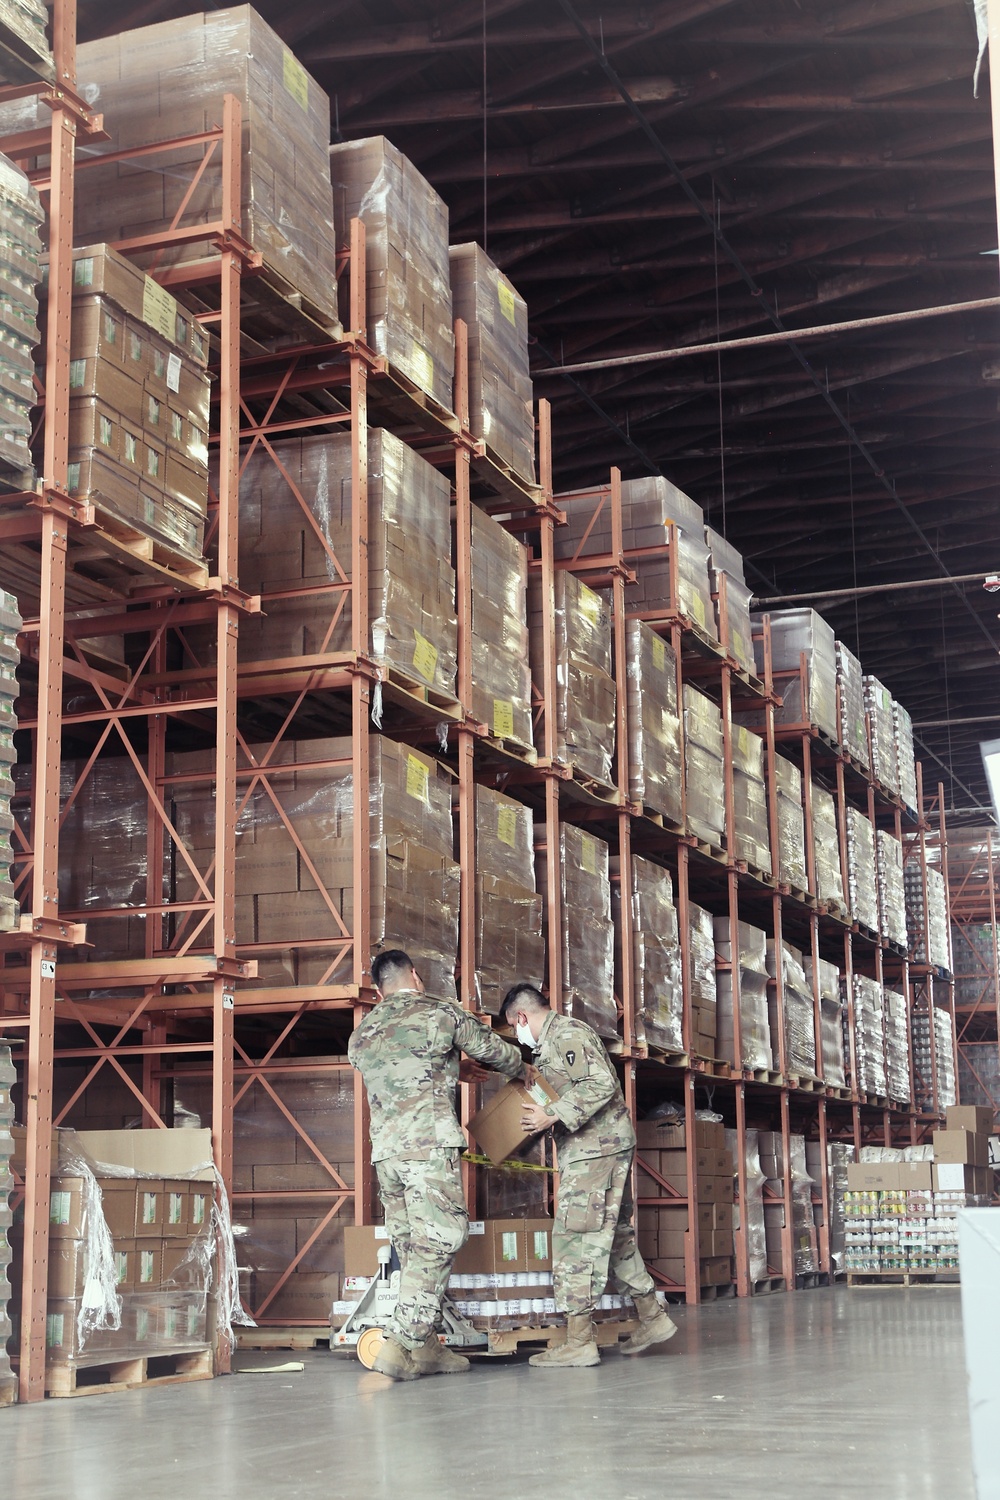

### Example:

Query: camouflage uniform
xmin=348 ymin=990 xmax=524 ymax=1349
xmin=531 ymin=1010 xmax=654 ymax=1316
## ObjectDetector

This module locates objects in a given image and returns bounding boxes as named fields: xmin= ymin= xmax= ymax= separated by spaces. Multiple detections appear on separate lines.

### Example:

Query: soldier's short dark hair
xmin=372 ymin=949 xmax=415 ymax=992
xmin=501 ymin=983 xmax=549 ymax=1021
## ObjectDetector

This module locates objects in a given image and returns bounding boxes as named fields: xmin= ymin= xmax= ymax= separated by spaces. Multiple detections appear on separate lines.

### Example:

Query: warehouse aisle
xmin=0 ymin=1288 xmax=971 ymax=1500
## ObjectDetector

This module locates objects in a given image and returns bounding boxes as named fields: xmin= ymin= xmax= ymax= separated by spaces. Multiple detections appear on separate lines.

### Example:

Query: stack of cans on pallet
xmin=913 ymin=1009 xmax=957 ymax=1111
xmin=893 ymin=701 xmax=918 ymax=815
xmin=0 ymin=1044 xmax=15 ymax=1406
xmin=904 ymin=864 xmax=951 ymax=972
xmin=884 ymin=987 xmax=911 ymax=1104
xmin=863 ymin=675 xmax=899 ymax=796
xmin=845 ymin=805 xmax=879 ymax=933
xmin=0 ymin=154 xmax=42 ymax=491
xmin=835 ymin=641 xmax=869 ymax=771
xmin=0 ymin=590 xmax=19 ymax=931
xmin=876 ymin=829 xmax=907 ymax=949
xmin=847 ymin=974 xmax=887 ymax=1097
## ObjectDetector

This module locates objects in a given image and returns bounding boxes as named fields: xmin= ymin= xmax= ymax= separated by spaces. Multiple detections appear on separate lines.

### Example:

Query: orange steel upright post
xmin=454 ymin=318 xmax=476 ymax=1011
xmin=610 ymin=469 xmax=636 ymax=1063
xmin=538 ymin=413 xmax=562 ymax=1014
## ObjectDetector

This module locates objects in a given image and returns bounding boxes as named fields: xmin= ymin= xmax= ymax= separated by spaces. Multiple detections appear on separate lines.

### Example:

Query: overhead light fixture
xmin=980 ymin=249 xmax=1000 ymax=256
xmin=980 ymin=739 xmax=1000 ymax=824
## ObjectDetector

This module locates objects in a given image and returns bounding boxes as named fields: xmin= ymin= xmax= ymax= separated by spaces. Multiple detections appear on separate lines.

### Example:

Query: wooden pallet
xmin=750 ymin=1067 xmax=783 ymax=1086
xmin=846 ymin=1271 xmax=959 ymax=1289
xmin=477 ymin=1317 xmax=638 ymax=1355
xmin=46 ymin=1347 xmax=213 ymax=1399
xmin=787 ymin=1074 xmax=822 ymax=1093
xmin=565 ymin=765 xmax=622 ymax=806
xmin=91 ymin=508 xmax=210 ymax=589
xmin=637 ymin=805 xmax=686 ymax=835
xmin=796 ymin=1271 xmax=831 ymax=1290
xmin=0 ymin=1372 xmax=16 ymax=1408
xmin=181 ymin=260 xmax=342 ymax=358
xmin=236 ymin=1326 xmax=331 ymax=1351
xmin=478 ymin=730 xmax=538 ymax=766
xmin=751 ymin=1276 xmax=787 ymax=1296
xmin=0 ymin=17 xmax=54 ymax=86
xmin=699 ymin=1281 xmax=736 ymax=1301
xmin=648 ymin=1046 xmax=690 ymax=1068
xmin=378 ymin=664 xmax=464 ymax=721
xmin=470 ymin=446 xmax=544 ymax=512
xmin=737 ymin=859 xmax=775 ymax=886
xmin=689 ymin=836 xmax=727 ymax=865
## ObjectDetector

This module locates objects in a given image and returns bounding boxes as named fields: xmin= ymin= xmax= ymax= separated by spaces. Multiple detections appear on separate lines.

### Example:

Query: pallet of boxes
xmin=842 ymin=1106 xmax=995 ymax=1287
xmin=8 ymin=1128 xmax=221 ymax=1396
xmin=636 ymin=1116 xmax=735 ymax=1295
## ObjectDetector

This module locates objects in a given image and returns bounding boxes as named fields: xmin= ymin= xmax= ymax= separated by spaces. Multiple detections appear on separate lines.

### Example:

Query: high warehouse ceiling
xmin=83 ymin=0 xmax=1000 ymax=813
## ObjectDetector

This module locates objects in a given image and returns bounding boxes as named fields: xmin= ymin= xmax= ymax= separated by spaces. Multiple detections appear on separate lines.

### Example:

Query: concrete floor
xmin=0 ymin=1288 xmax=973 ymax=1500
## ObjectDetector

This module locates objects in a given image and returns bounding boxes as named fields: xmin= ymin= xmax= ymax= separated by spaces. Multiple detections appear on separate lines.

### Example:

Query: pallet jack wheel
xmin=356 ymin=1327 xmax=386 ymax=1369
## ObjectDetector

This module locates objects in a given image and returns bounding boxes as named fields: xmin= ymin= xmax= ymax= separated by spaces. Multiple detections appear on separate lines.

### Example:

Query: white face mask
xmin=515 ymin=1021 xmax=535 ymax=1049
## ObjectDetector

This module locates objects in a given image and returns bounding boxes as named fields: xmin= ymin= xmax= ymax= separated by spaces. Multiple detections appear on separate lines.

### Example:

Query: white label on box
xmin=166 ymin=352 xmax=182 ymax=392
xmin=49 ymin=1191 xmax=72 ymax=1226
xmin=168 ymin=1192 xmax=184 ymax=1225
xmin=374 ymin=1226 xmax=390 ymax=1239
xmin=467 ymin=1221 xmax=485 ymax=1236
xmin=532 ymin=1230 xmax=549 ymax=1260
xmin=141 ymin=1191 xmax=157 ymax=1225
xmin=46 ymin=1313 xmax=65 ymax=1348
xmin=501 ymin=1231 xmax=518 ymax=1262
xmin=935 ymin=1163 xmax=967 ymax=1191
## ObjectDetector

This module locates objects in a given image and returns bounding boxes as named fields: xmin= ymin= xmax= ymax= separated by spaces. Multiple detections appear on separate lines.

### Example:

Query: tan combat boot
xmin=621 ymin=1292 xmax=678 ymax=1354
xmin=411 ymin=1333 xmax=471 ymax=1375
xmin=529 ymin=1313 xmax=600 ymax=1368
xmin=371 ymin=1335 xmax=422 ymax=1382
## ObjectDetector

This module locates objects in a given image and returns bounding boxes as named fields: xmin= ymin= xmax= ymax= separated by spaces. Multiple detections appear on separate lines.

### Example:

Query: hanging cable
xmin=847 ymin=389 xmax=861 ymax=654
xmin=713 ymin=189 xmax=726 ymax=537
xmin=482 ymin=0 xmax=488 ymax=251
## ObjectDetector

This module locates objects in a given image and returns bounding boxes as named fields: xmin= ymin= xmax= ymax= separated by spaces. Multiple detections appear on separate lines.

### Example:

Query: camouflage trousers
xmin=552 ymin=1148 xmax=655 ymax=1316
xmin=376 ymin=1148 xmax=468 ymax=1351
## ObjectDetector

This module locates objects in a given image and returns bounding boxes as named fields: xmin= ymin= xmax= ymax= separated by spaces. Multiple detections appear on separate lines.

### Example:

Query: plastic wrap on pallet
xmin=863 ymin=675 xmax=899 ymax=795
xmin=332 ymin=135 xmax=452 ymax=404
xmin=805 ymin=955 xmax=847 ymax=1089
xmin=826 ymin=1141 xmax=854 ymax=1270
xmin=912 ymin=1007 xmax=957 ymax=1111
xmin=884 ymin=986 xmax=911 ymax=1104
xmin=474 ymin=785 xmax=544 ymax=1016
xmin=714 ymin=918 xmax=772 ymax=1071
xmin=688 ymin=901 xmax=718 ymax=1058
xmin=767 ymin=941 xmax=817 ymax=1079
xmin=788 ymin=1135 xmax=818 ymax=1274
xmin=624 ymin=620 xmax=682 ymax=825
xmin=705 ymin=527 xmax=754 ymax=675
xmin=739 ymin=1127 xmax=768 ymax=1283
xmin=0 ymin=155 xmax=41 ymax=485
xmin=0 ymin=590 xmax=20 ymax=932
xmin=876 ymin=829 xmax=907 ymax=949
xmin=683 ymin=685 xmax=725 ymax=845
xmin=892 ymin=700 xmax=918 ymax=815
xmin=470 ymin=506 xmax=533 ymax=753
xmin=528 ymin=568 xmax=615 ymax=786
xmin=754 ymin=608 xmax=838 ymax=744
xmin=539 ymin=824 xmax=616 ymax=1038
xmin=845 ymin=805 xmax=879 ymax=933
xmin=771 ymin=752 xmax=807 ymax=891
xmin=811 ymin=782 xmax=847 ymax=915
xmin=846 ymin=973 xmax=887 ymax=1097
xmin=904 ymin=863 xmax=950 ymax=971
xmin=25 ymin=12 xmax=341 ymax=338
xmin=0 ymin=0 xmax=53 ymax=82
xmin=449 ymin=243 xmax=535 ymax=484
xmin=617 ymin=855 xmax=683 ymax=1054
xmin=731 ymin=724 xmax=771 ymax=875
xmin=202 ymin=429 xmax=457 ymax=693
xmin=835 ymin=641 xmax=870 ymax=771
xmin=474 ymin=1076 xmax=549 ymax=1217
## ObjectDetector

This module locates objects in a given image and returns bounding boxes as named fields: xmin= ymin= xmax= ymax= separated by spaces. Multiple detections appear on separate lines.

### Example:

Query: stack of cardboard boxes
xmin=529 ymin=569 xmax=616 ymax=787
xmin=0 ymin=590 xmax=18 ymax=931
xmin=805 ymin=955 xmax=847 ymax=1089
xmin=539 ymin=824 xmax=616 ymax=1039
xmin=474 ymin=785 xmax=545 ymax=1016
xmin=912 ymin=1008 xmax=957 ymax=1111
xmin=845 ymin=806 xmax=879 ymax=933
xmin=714 ymin=919 xmax=771 ymax=1072
xmin=731 ymin=723 xmax=771 ymax=875
xmin=617 ymin=855 xmax=683 ymax=1055
xmin=0 ymin=155 xmax=42 ymax=488
xmin=758 ymin=1131 xmax=819 ymax=1276
xmin=450 ymin=243 xmax=535 ymax=484
xmin=683 ymin=686 xmax=725 ymax=847
xmin=771 ymin=753 xmax=808 ymax=892
xmin=766 ymin=941 xmax=817 ymax=1079
xmin=705 ymin=527 xmax=754 ymax=676
xmin=0 ymin=0 xmax=54 ymax=83
xmin=468 ymin=507 xmax=534 ymax=755
xmin=636 ymin=1117 xmax=734 ymax=1289
xmin=757 ymin=607 xmax=838 ymax=743
xmin=624 ymin=620 xmax=683 ymax=826
xmin=811 ymin=782 xmax=847 ymax=917
xmin=0 ymin=1044 xmax=15 ymax=1406
xmin=688 ymin=902 xmax=718 ymax=1060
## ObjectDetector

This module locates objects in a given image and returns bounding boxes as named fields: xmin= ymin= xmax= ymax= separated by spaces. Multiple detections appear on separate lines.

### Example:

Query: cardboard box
xmin=897 ymin=1161 xmax=934 ymax=1191
xmin=467 ymin=1073 xmax=559 ymax=1165
xmin=47 ymin=1239 xmax=90 ymax=1300
xmin=846 ymin=1163 xmax=899 ymax=1191
xmin=933 ymin=1130 xmax=990 ymax=1167
xmin=945 ymin=1105 xmax=994 ymax=1135
xmin=48 ymin=1179 xmax=87 ymax=1239
xmin=135 ymin=1180 xmax=165 ymax=1238
xmin=934 ymin=1163 xmax=992 ymax=1195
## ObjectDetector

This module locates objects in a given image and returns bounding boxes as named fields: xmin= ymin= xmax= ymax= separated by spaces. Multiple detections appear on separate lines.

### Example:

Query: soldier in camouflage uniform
xmin=349 ymin=949 xmax=526 ymax=1381
xmin=501 ymin=983 xmax=678 ymax=1368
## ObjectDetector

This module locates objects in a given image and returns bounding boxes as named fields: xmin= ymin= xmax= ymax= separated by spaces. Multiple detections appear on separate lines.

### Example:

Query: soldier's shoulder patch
xmin=561 ymin=1044 xmax=590 ymax=1082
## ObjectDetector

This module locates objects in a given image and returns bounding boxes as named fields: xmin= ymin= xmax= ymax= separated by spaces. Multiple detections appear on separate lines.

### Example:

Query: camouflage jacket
xmin=348 ymin=990 xmax=525 ymax=1162
xmin=532 ymin=1011 xmax=635 ymax=1165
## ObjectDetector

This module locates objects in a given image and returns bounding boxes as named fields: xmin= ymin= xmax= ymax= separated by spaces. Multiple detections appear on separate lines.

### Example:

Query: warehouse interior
xmin=1 ymin=2 xmax=999 ymax=1496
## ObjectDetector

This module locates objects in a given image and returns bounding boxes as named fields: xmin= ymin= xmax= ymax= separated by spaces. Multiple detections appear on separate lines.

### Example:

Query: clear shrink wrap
xmin=0 ymin=0 xmax=53 ymax=82
xmin=736 ymin=1127 xmax=768 ymax=1282
xmin=538 ymin=824 xmax=616 ymax=1038
xmin=683 ymin=685 xmax=725 ymax=846
xmin=331 ymin=136 xmax=452 ymax=407
xmin=905 ymin=863 xmax=951 ymax=971
xmin=846 ymin=973 xmax=887 ymax=1097
xmin=788 ymin=1134 xmax=818 ymax=1274
xmin=892 ymin=700 xmax=918 ymax=814
xmin=876 ymin=829 xmax=907 ymax=949
xmin=474 ymin=785 xmax=544 ymax=1016
xmin=528 ymin=569 xmax=615 ymax=786
xmin=170 ymin=734 xmax=459 ymax=1000
xmin=771 ymin=752 xmax=807 ymax=891
xmin=473 ymin=1075 xmax=549 ymax=1217
xmin=705 ymin=526 xmax=754 ymax=675
xmin=835 ymin=641 xmax=870 ymax=771
xmin=811 ymin=783 xmax=847 ymax=916
xmin=767 ymin=941 xmax=817 ymax=1079
xmin=912 ymin=1006 xmax=957 ymax=1110
xmin=863 ymin=675 xmax=899 ymax=795
xmin=624 ymin=620 xmax=682 ymax=825
xmin=616 ymin=856 xmax=682 ymax=1054
xmin=845 ymin=806 xmax=878 ymax=933
xmin=714 ymin=918 xmax=771 ymax=1071
xmin=825 ymin=1141 xmax=854 ymax=1270
xmin=553 ymin=476 xmax=717 ymax=639
xmin=688 ymin=901 xmax=718 ymax=1058
xmin=731 ymin=724 xmax=771 ymax=875
xmin=0 ymin=155 xmax=41 ymax=484
xmin=22 ymin=10 xmax=341 ymax=337
xmin=449 ymin=243 xmax=535 ymax=484
xmin=804 ymin=955 xmax=847 ymax=1089
xmin=0 ymin=590 xmax=20 ymax=931
xmin=884 ymin=986 xmax=911 ymax=1104
xmin=203 ymin=429 xmax=457 ymax=694
xmin=469 ymin=506 xmax=533 ymax=754
xmin=754 ymin=608 xmax=838 ymax=744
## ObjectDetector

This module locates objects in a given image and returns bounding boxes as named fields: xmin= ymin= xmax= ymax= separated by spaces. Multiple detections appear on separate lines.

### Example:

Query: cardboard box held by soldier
xmin=468 ymin=1074 xmax=559 ymax=1164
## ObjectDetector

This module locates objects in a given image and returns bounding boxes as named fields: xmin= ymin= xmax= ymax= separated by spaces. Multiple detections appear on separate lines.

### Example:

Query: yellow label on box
xmin=498 ymin=279 xmax=517 ymax=325
xmin=692 ymin=593 xmax=706 ymax=628
xmin=282 ymin=50 xmax=310 ymax=111
xmin=493 ymin=698 xmax=514 ymax=739
xmin=738 ymin=726 xmax=749 ymax=756
xmin=142 ymin=275 xmax=178 ymax=342
xmin=497 ymin=805 xmax=518 ymax=848
xmin=411 ymin=342 xmax=433 ymax=391
xmin=652 ymin=635 xmax=666 ymax=672
xmin=412 ymin=630 xmax=438 ymax=683
xmin=406 ymin=754 xmax=429 ymax=803
xmin=731 ymin=630 xmax=747 ymax=666
xmin=578 ymin=582 xmax=602 ymax=626
xmin=581 ymin=833 xmax=597 ymax=875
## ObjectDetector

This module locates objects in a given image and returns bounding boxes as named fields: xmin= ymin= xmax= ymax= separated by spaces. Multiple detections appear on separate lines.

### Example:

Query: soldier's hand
xmin=459 ymin=1058 xmax=491 ymax=1083
xmin=519 ymin=1100 xmax=554 ymax=1135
